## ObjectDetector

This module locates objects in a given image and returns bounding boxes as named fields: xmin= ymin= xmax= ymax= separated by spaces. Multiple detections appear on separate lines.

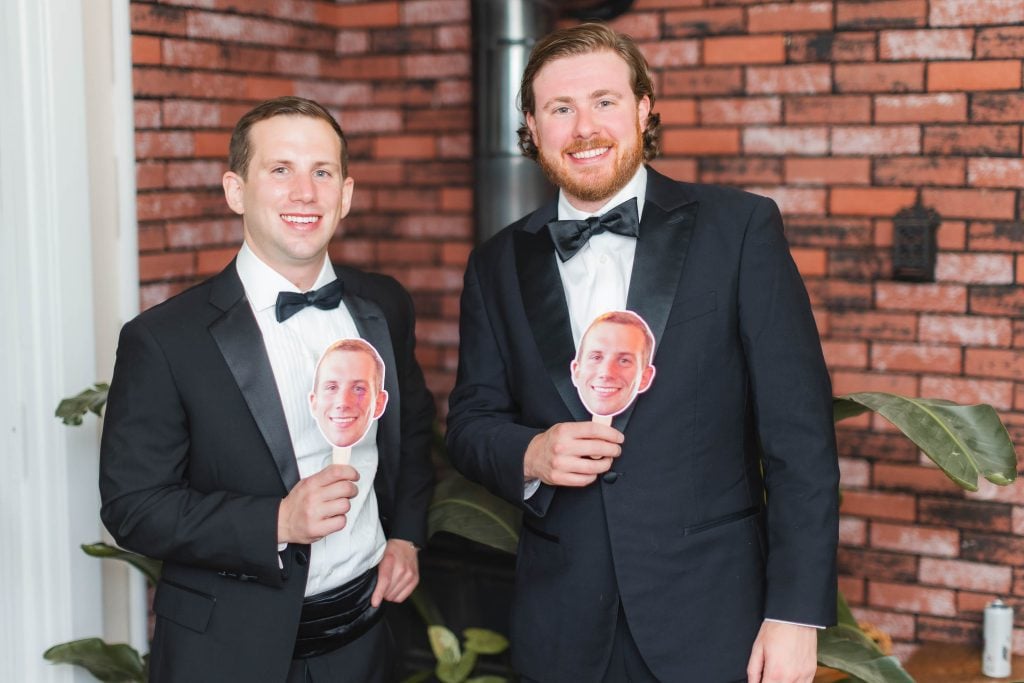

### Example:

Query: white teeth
xmin=282 ymin=215 xmax=318 ymax=224
xmin=571 ymin=147 xmax=608 ymax=159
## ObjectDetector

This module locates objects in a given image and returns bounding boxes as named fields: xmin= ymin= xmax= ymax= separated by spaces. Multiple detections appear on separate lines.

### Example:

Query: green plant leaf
xmin=463 ymin=628 xmax=509 ymax=655
xmin=437 ymin=650 xmax=477 ymax=683
xmin=466 ymin=677 xmax=508 ymax=683
xmin=428 ymin=625 xmax=462 ymax=666
xmin=400 ymin=670 xmax=434 ymax=683
xmin=55 ymin=383 xmax=110 ymax=426
xmin=428 ymin=473 xmax=521 ymax=554
xmin=834 ymin=392 xmax=1017 ymax=491
xmin=817 ymin=625 xmax=914 ymax=683
xmin=835 ymin=591 xmax=862 ymax=633
xmin=409 ymin=585 xmax=445 ymax=626
xmin=81 ymin=542 xmax=162 ymax=586
xmin=43 ymin=637 xmax=145 ymax=682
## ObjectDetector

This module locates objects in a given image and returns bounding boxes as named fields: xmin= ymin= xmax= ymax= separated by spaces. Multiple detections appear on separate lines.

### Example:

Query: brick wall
xmin=130 ymin=0 xmax=1024 ymax=661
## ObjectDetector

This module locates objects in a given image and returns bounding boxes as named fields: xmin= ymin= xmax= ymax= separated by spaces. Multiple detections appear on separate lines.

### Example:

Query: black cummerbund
xmin=293 ymin=566 xmax=382 ymax=659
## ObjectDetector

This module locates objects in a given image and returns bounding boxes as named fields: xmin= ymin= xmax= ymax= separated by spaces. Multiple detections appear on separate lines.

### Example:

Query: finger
xmin=555 ymin=455 xmax=614 ymax=475
xmin=371 ymin=571 xmax=391 ymax=608
xmin=315 ymin=464 xmax=360 ymax=483
xmin=560 ymin=421 xmax=624 ymax=443
xmin=549 ymin=472 xmax=599 ymax=487
xmin=386 ymin=575 xmax=418 ymax=604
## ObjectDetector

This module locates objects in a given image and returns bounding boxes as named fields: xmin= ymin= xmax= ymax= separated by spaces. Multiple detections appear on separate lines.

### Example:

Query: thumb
xmin=370 ymin=560 xmax=390 ymax=608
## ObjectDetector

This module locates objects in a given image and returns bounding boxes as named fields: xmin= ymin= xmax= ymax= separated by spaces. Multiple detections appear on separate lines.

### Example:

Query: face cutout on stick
xmin=309 ymin=339 xmax=388 ymax=458
xmin=571 ymin=310 xmax=656 ymax=420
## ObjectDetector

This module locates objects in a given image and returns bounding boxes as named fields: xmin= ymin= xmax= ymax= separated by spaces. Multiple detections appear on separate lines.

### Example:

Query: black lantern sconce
xmin=891 ymin=203 xmax=941 ymax=282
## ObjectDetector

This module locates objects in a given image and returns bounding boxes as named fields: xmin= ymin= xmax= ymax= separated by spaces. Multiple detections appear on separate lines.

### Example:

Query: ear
xmin=223 ymin=171 xmax=245 ymax=216
xmin=569 ymin=359 xmax=580 ymax=387
xmin=372 ymin=389 xmax=389 ymax=420
xmin=526 ymin=112 xmax=538 ymax=146
xmin=308 ymin=390 xmax=317 ymax=412
xmin=637 ymin=364 xmax=656 ymax=394
xmin=339 ymin=176 xmax=355 ymax=220
xmin=637 ymin=95 xmax=651 ymax=130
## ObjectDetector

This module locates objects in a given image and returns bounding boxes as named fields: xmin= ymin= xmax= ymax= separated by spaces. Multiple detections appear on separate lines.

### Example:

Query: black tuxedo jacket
xmin=447 ymin=168 xmax=839 ymax=682
xmin=100 ymin=261 xmax=434 ymax=683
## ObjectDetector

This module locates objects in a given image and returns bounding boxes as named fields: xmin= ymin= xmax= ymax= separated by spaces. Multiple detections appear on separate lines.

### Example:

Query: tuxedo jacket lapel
xmin=207 ymin=265 xmax=301 ymax=491
xmin=515 ymin=201 xmax=590 ymax=422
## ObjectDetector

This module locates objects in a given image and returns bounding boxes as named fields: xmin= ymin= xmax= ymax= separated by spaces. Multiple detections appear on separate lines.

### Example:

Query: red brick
xmin=824 ymin=340 xmax=869 ymax=369
xmin=920 ymin=313 xmax=1013 ymax=346
xmin=828 ymin=248 xmax=892 ymax=280
xmin=748 ymin=2 xmax=833 ymax=33
xmin=929 ymin=61 xmax=1023 ymax=91
xmin=406 ymin=108 xmax=471 ymax=133
xmin=977 ymin=26 xmax=1024 ymax=59
xmin=869 ymin=581 xmax=957 ymax=615
xmin=849 ymin=607 xmax=917 ymax=640
xmin=166 ymin=219 xmax=242 ymax=249
xmin=830 ymin=311 xmax=917 ymax=341
xmin=640 ymin=40 xmax=700 ymax=67
xmin=875 ymin=463 xmax=966 ymax=495
xmin=441 ymin=242 xmax=472 ymax=267
xmin=608 ymin=12 xmax=662 ymax=41
xmin=835 ymin=63 xmax=925 ymax=93
xmin=435 ymin=25 xmax=470 ymax=51
xmin=872 ymin=342 xmax=963 ymax=374
xmin=832 ymin=126 xmax=920 ymax=155
xmin=879 ymin=29 xmax=974 ymax=60
xmin=924 ymin=125 xmax=1020 ymax=156
xmin=650 ymin=159 xmax=698 ymax=183
xmin=1019 ymin=256 xmax=1024 ymax=285
xmin=785 ymin=158 xmax=870 ymax=185
xmin=633 ymin=0 xmax=703 ymax=6
xmin=663 ymin=7 xmax=744 ymax=37
xmin=788 ymin=31 xmax=876 ymax=63
xmin=373 ymin=135 xmax=436 ymax=160
xmin=830 ymin=188 xmax=917 ymax=216
xmin=140 ymin=282 xmax=189 ymax=312
xmin=876 ymin=283 xmax=967 ymax=314
xmin=785 ymin=217 xmax=872 ymax=247
xmin=788 ymin=247 xmax=827 ymax=276
xmin=242 ymin=76 xmax=294 ymax=100
xmin=746 ymin=187 xmax=826 ymax=216
xmin=698 ymin=158 xmax=782 ymax=185
xmin=136 ymin=161 xmax=166 ymax=191
xmin=186 ymin=12 xmax=333 ymax=51
xmin=785 ymin=95 xmax=871 ymax=123
xmin=133 ymin=35 xmax=162 ymax=65
xmin=969 ymin=478 xmax=1024 ymax=506
xmin=806 ymin=279 xmax=873 ymax=309
xmin=969 ymin=159 xmax=1024 ymax=189
xmin=334 ymin=55 xmax=402 ymax=80
xmin=918 ymin=616 xmax=984 ymax=644
xmin=438 ymin=133 xmax=470 ymax=159
xmin=661 ymin=127 xmax=740 ymax=155
xmin=872 ymin=523 xmax=961 ymax=558
xmin=318 ymin=2 xmax=400 ymax=28
xmin=966 ymin=349 xmax=1024 ymax=380
xmin=971 ymin=93 xmax=1024 ymax=123
xmin=395 ymin=215 xmax=471 ymax=239
xmin=836 ymin=430 xmax=921 ymax=462
xmin=400 ymin=0 xmax=468 ymax=25
xmin=135 ymin=130 xmax=194 ymax=159
xmin=743 ymin=127 xmax=827 ymax=155
xmin=704 ymin=36 xmax=784 ymax=65
xmin=1015 ymin=506 xmax=1024 ymax=534
xmin=747 ymin=65 xmax=831 ymax=94
xmin=293 ymin=82 xmax=371 ymax=108
xmin=139 ymin=252 xmax=194 ymax=282
xmin=920 ymin=497 xmax=1013 ymax=533
xmin=700 ymin=97 xmax=780 ymax=124
xmin=335 ymin=29 xmax=370 ymax=55
xmin=875 ymin=93 xmax=967 ymax=123
xmin=920 ymin=376 xmax=1015 ymax=410
xmin=195 ymin=248 xmax=235 ymax=276
xmin=930 ymin=0 xmax=1024 ymax=26
xmin=938 ymin=221 xmax=968 ymax=250
xmin=839 ymin=516 xmax=868 ymax=545
xmin=402 ymin=53 xmax=469 ymax=78
xmin=971 ymin=286 xmax=1024 ymax=317
xmin=131 ymin=4 xmax=187 ymax=36
xmin=841 ymin=456 xmax=872 ymax=488
xmin=193 ymin=132 xmax=229 ymax=159
xmin=439 ymin=188 xmax=472 ymax=212
xmin=839 ymin=576 xmax=865 ymax=603
xmin=836 ymin=0 xmax=927 ymax=30
xmin=873 ymin=157 xmax=966 ymax=186
xmin=657 ymin=99 xmax=698 ymax=125
xmin=164 ymin=160 xmax=223 ymax=189
xmin=663 ymin=67 xmax=743 ymax=96
xmin=832 ymin=370 xmax=918 ymax=397
xmin=922 ymin=188 xmax=1017 ymax=221
xmin=135 ymin=101 xmax=162 ymax=129
xmin=840 ymin=490 xmax=916 ymax=521
xmin=961 ymin=531 xmax=1024 ymax=566
xmin=137 ymin=225 xmax=166 ymax=252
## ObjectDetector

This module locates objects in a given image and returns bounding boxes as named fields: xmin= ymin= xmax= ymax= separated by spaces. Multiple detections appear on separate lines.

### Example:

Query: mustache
xmin=562 ymin=138 xmax=615 ymax=155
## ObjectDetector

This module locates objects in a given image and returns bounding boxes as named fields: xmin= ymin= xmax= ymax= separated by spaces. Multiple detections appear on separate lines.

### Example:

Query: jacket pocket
xmin=153 ymin=578 xmax=216 ymax=634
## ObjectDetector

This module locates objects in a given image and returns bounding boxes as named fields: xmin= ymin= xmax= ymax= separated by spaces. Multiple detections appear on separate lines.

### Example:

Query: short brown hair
xmin=517 ymin=22 xmax=661 ymax=162
xmin=577 ymin=310 xmax=656 ymax=367
xmin=228 ymin=96 xmax=348 ymax=178
xmin=314 ymin=338 xmax=385 ymax=393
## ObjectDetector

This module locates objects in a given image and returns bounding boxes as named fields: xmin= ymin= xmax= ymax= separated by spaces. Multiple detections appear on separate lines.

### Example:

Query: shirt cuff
xmin=765 ymin=617 xmax=824 ymax=629
xmin=524 ymin=478 xmax=541 ymax=500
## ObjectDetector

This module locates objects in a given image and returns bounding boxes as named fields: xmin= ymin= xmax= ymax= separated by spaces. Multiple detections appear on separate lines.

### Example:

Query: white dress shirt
xmin=236 ymin=243 xmax=386 ymax=596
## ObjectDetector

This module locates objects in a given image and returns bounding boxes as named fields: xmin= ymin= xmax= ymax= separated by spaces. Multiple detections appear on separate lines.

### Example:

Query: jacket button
xmin=295 ymin=550 xmax=308 ymax=566
xmin=602 ymin=471 xmax=620 ymax=484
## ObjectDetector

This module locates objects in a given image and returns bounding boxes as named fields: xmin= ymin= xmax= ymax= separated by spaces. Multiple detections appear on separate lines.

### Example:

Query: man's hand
xmin=371 ymin=539 xmax=419 ymax=607
xmin=747 ymin=621 xmax=818 ymax=683
xmin=523 ymin=421 xmax=623 ymax=487
xmin=277 ymin=464 xmax=360 ymax=544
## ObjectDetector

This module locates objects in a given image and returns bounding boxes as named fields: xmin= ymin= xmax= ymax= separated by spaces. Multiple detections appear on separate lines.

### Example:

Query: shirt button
xmin=599 ymin=254 xmax=609 ymax=264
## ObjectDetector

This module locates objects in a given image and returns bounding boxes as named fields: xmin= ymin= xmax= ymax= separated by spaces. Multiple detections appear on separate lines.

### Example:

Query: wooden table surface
xmin=815 ymin=642 xmax=1024 ymax=683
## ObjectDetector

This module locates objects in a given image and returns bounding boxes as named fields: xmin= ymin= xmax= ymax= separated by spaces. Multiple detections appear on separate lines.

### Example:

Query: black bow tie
xmin=275 ymin=279 xmax=344 ymax=322
xmin=546 ymin=197 xmax=640 ymax=262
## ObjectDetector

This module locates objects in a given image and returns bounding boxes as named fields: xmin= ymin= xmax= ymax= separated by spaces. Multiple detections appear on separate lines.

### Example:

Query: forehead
xmin=532 ymin=49 xmax=633 ymax=103
xmin=248 ymin=115 xmax=341 ymax=160
xmin=319 ymin=350 xmax=376 ymax=378
xmin=581 ymin=322 xmax=644 ymax=352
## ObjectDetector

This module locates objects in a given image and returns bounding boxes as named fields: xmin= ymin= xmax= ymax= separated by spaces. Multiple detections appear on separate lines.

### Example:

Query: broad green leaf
xmin=834 ymin=392 xmax=1017 ymax=490
xmin=817 ymin=625 xmax=914 ymax=683
xmin=428 ymin=625 xmax=462 ymax=665
xmin=463 ymin=628 xmax=509 ymax=655
xmin=466 ymin=677 xmax=508 ymax=683
xmin=436 ymin=650 xmax=477 ymax=683
xmin=81 ymin=543 xmax=162 ymax=585
xmin=55 ymin=383 xmax=109 ymax=425
xmin=428 ymin=473 xmax=521 ymax=554
xmin=409 ymin=586 xmax=445 ymax=626
xmin=835 ymin=591 xmax=862 ymax=634
xmin=43 ymin=638 xmax=145 ymax=682
xmin=400 ymin=670 xmax=434 ymax=683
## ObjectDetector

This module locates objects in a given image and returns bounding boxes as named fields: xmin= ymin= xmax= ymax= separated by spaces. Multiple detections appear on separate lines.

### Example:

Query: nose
xmin=574 ymin=108 xmax=599 ymax=139
xmin=290 ymin=173 xmax=315 ymax=203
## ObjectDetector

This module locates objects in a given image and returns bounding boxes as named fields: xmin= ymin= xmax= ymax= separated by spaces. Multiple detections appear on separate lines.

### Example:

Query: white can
xmin=983 ymin=598 xmax=1013 ymax=678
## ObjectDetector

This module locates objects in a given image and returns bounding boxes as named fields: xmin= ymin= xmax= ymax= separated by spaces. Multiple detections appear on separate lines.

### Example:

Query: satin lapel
xmin=515 ymin=207 xmax=589 ymax=422
xmin=616 ymin=189 xmax=699 ymax=432
xmin=344 ymin=292 xmax=399 ymax=510
xmin=208 ymin=266 xmax=300 ymax=490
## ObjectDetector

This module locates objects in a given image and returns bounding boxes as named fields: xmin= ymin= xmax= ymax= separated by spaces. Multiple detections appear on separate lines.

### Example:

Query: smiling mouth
xmin=282 ymin=214 xmax=320 ymax=225
xmin=589 ymin=385 xmax=622 ymax=397
xmin=570 ymin=147 xmax=609 ymax=160
xmin=328 ymin=415 xmax=357 ymax=426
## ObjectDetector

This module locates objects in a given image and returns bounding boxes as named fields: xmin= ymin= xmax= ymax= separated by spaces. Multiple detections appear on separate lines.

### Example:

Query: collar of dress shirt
xmin=235 ymin=242 xmax=338 ymax=313
xmin=556 ymin=165 xmax=647 ymax=221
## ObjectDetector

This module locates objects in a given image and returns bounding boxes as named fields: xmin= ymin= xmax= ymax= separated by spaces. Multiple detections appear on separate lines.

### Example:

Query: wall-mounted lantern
xmin=891 ymin=203 xmax=941 ymax=282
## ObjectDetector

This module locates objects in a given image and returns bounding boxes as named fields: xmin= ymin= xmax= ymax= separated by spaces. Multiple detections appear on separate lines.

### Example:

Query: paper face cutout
xmin=571 ymin=310 xmax=656 ymax=419
xmin=309 ymin=338 xmax=389 ymax=449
